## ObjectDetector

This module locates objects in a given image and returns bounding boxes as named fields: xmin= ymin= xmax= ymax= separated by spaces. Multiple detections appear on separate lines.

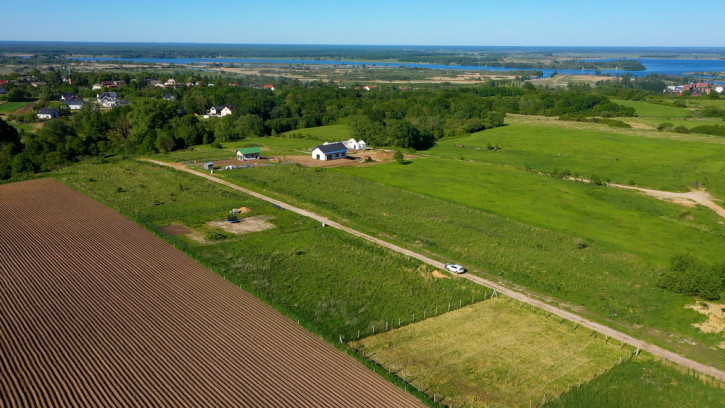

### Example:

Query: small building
xmin=163 ymin=94 xmax=176 ymax=101
xmin=202 ymin=162 xmax=214 ymax=171
xmin=37 ymin=108 xmax=59 ymax=120
xmin=64 ymin=100 xmax=84 ymax=110
xmin=263 ymin=84 xmax=275 ymax=91
xmin=237 ymin=147 xmax=261 ymax=161
xmin=97 ymin=92 xmax=118 ymax=108
xmin=207 ymin=105 xmax=234 ymax=117
xmin=715 ymin=85 xmax=725 ymax=94
xmin=312 ymin=142 xmax=348 ymax=161
xmin=345 ymin=138 xmax=367 ymax=151
xmin=60 ymin=93 xmax=82 ymax=101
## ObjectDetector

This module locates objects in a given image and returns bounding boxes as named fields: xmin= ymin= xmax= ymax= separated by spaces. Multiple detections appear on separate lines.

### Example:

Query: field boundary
xmin=141 ymin=158 xmax=725 ymax=382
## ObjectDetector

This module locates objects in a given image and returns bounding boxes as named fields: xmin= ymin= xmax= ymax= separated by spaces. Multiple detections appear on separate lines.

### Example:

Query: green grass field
xmin=53 ymin=160 xmax=486 ymax=341
xmin=0 ymin=101 xmax=30 ymax=113
xmin=281 ymin=124 xmax=351 ymax=141
xmin=544 ymin=359 xmax=725 ymax=408
xmin=425 ymin=122 xmax=725 ymax=199
xmin=216 ymin=163 xmax=725 ymax=368
xmin=354 ymin=297 xmax=635 ymax=408
xmin=611 ymin=99 xmax=724 ymax=129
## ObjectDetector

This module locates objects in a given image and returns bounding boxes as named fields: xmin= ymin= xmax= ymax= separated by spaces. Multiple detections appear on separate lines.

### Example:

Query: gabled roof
xmin=63 ymin=100 xmax=84 ymax=106
xmin=314 ymin=142 xmax=347 ymax=154
xmin=237 ymin=147 xmax=261 ymax=155
xmin=61 ymin=93 xmax=81 ymax=101
xmin=37 ymin=108 xmax=58 ymax=115
xmin=97 ymin=92 xmax=118 ymax=100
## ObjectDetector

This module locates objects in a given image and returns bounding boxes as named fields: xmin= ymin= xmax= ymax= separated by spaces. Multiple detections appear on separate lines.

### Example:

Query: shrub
xmin=394 ymin=150 xmax=405 ymax=164
xmin=658 ymin=254 xmax=724 ymax=300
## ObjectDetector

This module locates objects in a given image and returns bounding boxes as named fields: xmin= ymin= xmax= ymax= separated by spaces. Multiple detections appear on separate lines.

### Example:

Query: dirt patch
xmin=431 ymin=270 xmax=450 ymax=279
xmin=687 ymin=302 xmax=725 ymax=335
xmin=207 ymin=215 xmax=276 ymax=234
xmin=283 ymin=150 xmax=415 ymax=168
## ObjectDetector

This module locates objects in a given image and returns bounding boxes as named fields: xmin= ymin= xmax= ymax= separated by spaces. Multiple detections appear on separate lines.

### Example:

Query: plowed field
xmin=0 ymin=178 xmax=424 ymax=407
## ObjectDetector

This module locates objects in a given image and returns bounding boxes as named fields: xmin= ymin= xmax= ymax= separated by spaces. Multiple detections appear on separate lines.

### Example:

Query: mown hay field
xmin=353 ymin=297 xmax=635 ymax=408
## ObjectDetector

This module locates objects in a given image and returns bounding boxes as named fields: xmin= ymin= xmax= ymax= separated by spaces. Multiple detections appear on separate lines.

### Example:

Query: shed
xmin=311 ymin=142 xmax=348 ymax=161
xmin=203 ymin=162 xmax=214 ymax=171
xmin=237 ymin=147 xmax=262 ymax=161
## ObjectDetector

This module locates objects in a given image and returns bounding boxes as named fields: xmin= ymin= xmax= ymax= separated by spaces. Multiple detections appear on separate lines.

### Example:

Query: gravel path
xmin=144 ymin=159 xmax=725 ymax=382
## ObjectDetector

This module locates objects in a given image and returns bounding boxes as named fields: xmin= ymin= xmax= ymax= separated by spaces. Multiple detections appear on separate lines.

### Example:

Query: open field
xmin=0 ymin=178 xmax=425 ymax=408
xmin=427 ymin=118 xmax=725 ymax=199
xmin=340 ymin=158 xmax=725 ymax=263
xmin=353 ymin=297 xmax=635 ymax=408
xmin=0 ymin=101 xmax=30 ymax=113
xmin=611 ymin=99 xmax=725 ymax=129
xmin=215 ymin=163 xmax=725 ymax=368
xmin=543 ymin=359 xmax=725 ymax=408
xmin=54 ymin=160 xmax=486 ymax=341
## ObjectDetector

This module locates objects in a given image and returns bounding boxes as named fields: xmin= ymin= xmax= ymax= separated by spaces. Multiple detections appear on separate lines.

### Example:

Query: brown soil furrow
xmin=0 ymin=178 xmax=424 ymax=408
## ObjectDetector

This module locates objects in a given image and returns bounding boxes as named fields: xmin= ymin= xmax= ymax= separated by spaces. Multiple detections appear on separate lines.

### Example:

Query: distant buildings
xmin=665 ymin=82 xmax=721 ymax=95
xmin=37 ymin=108 xmax=59 ymax=120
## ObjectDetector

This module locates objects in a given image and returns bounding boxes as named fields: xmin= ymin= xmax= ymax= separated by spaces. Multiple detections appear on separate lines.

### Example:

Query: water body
xmin=72 ymin=56 xmax=725 ymax=78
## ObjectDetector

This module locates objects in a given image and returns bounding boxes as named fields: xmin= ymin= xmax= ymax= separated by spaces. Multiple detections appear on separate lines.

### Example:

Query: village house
xmin=207 ymin=105 xmax=234 ymax=117
xmin=163 ymin=94 xmax=176 ymax=101
xmin=64 ymin=100 xmax=84 ymax=110
xmin=715 ymin=85 xmax=725 ymax=94
xmin=263 ymin=84 xmax=275 ymax=91
xmin=311 ymin=142 xmax=348 ymax=161
xmin=36 ymin=108 xmax=59 ymax=120
xmin=60 ymin=93 xmax=82 ymax=101
xmin=97 ymin=92 xmax=119 ymax=108
xmin=237 ymin=147 xmax=261 ymax=161
xmin=165 ymin=79 xmax=177 ymax=87
xmin=345 ymin=138 xmax=367 ymax=150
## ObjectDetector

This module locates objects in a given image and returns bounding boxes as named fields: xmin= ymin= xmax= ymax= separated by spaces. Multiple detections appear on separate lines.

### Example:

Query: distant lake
xmin=72 ymin=57 xmax=725 ymax=78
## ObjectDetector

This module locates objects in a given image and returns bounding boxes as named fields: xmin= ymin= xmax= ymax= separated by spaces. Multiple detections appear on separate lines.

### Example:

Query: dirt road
xmin=142 ymin=159 xmax=725 ymax=382
xmin=610 ymin=183 xmax=725 ymax=219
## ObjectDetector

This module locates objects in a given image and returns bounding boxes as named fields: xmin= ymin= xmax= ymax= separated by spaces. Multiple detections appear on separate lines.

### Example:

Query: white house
xmin=207 ymin=105 xmax=234 ymax=117
xmin=36 ymin=108 xmax=59 ymax=120
xmin=64 ymin=100 xmax=84 ymax=110
xmin=97 ymin=92 xmax=118 ymax=108
xmin=312 ymin=142 xmax=348 ymax=161
xmin=345 ymin=138 xmax=367 ymax=150
xmin=716 ymin=85 xmax=725 ymax=94
xmin=237 ymin=147 xmax=261 ymax=161
xmin=165 ymin=79 xmax=177 ymax=86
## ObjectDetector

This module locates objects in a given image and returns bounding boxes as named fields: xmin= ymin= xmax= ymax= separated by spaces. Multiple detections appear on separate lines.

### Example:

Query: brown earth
xmin=208 ymin=215 xmax=276 ymax=234
xmin=687 ymin=303 xmax=725 ymax=337
xmin=283 ymin=150 xmax=413 ymax=168
xmin=0 ymin=178 xmax=425 ymax=408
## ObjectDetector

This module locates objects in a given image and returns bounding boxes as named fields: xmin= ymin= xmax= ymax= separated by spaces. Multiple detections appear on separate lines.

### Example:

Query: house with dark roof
xmin=60 ymin=93 xmax=82 ymax=101
xmin=236 ymin=147 xmax=261 ymax=161
xmin=64 ymin=99 xmax=85 ymax=110
xmin=37 ymin=108 xmax=59 ymax=120
xmin=97 ymin=92 xmax=118 ymax=108
xmin=311 ymin=142 xmax=348 ymax=161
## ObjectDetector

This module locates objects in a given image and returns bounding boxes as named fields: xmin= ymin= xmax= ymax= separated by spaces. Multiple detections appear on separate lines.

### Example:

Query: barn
xmin=202 ymin=162 xmax=214 ymax=171
xmin=312 ymin=142 xmax=348 ymax=161
xmin=237 ymin=147 xmax=261 ymax=161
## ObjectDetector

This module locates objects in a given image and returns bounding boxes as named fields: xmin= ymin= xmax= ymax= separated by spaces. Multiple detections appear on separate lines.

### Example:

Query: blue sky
xmin=1 ymin=0 xmax=724 ymax=46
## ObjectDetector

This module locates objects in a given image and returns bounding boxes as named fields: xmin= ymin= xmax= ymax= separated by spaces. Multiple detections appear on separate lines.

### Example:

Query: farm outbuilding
xmin=312 ymin=142 xmax=348 ymax=161
xmin=346 ymin=138 xmax=367 ymax=151
xmin=203 ymin=162 xmax=214 ymax=171
xmin=237 ymin=147 xmax=261 ymax=161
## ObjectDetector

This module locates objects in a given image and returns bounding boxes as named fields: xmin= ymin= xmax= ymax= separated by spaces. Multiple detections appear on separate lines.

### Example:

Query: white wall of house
xmin=311 ymin=148 xmax=347 ymax=161
xmin=220 ymin=107 xmax=233 ymax=116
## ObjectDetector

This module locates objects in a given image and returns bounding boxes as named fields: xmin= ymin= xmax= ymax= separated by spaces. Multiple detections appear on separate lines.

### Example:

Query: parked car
xmin=444 ymin=263 xmax=466 ymax=274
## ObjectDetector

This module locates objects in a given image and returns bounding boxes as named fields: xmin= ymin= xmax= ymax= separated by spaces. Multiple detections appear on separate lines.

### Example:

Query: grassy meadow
xmin=52 ymin=159 xmax=486 ymax=341
xmin=611 ymin=98 xmax=725 ymax=129
xmin=0 ymin=101 xmax=30 ymax=113
xmin=216 ymin=163 xmax=725 ymax=368
xmin=543 ymin=359 xmax=725 ymax=408
xmin=425 ymin=120 xmax=725 ymax=199
xmin=353 ymin=297 xmax=635 ymax=408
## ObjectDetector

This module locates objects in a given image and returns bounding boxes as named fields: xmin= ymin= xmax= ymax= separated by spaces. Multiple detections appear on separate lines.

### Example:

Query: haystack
xmin=238 ymin=207 xmax=252 ymax=214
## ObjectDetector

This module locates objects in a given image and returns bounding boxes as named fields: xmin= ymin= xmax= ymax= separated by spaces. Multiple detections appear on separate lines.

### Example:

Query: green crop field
xmin=0 ymin=101 xmax=30 ymax=113
xmin=425 ymin=121 xmax=725 ymax=199
xmin=53 ymin=160 xmax=486 ymax=341
xmin=216 ymin=163 xmax=725 ymax=368
xmin=353 ymin=297 xmax=635 ymax=408
xmin=544 ymin=359 xmax=725 ymax=408
xmin=610 ymin=99 xmax=724 ymax=129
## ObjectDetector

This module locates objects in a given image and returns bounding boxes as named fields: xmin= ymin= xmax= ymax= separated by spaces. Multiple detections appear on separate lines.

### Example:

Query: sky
xmin=1 ymin=0 xmax=724 ymax=47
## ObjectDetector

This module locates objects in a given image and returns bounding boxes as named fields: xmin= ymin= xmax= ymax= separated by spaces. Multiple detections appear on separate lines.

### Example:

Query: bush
xmin=394 ymin=150 xmax=404 ymax=164
xmin=658 ymin=254 xmax=724 ymax=300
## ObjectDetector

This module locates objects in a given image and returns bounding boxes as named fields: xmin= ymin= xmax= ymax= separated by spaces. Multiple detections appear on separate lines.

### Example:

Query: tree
xmin=7 ymin=88 xmax=26 ymax=102
xmin=394 ymin=150 xmax=404 ymax=164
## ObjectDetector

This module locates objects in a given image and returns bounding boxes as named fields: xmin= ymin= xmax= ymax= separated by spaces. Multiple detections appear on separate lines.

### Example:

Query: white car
xmin=444 ymin=263 xmax=466 ymax=274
